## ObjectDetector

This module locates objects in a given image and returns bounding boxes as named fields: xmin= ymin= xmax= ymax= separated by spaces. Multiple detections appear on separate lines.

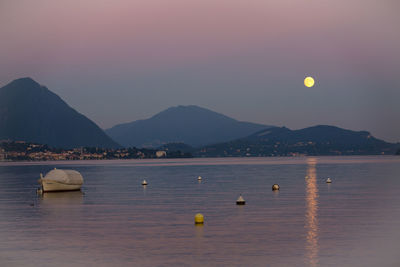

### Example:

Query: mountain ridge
xmin=196 ymin=125 xmax=397 ymax=157
xmin=2 ymin=77 xmax=397 ymax=155
xmin=0 ymin=77 xmax=120 ymax=148
xmin=106 ymin=105 xmax=272 ymax=148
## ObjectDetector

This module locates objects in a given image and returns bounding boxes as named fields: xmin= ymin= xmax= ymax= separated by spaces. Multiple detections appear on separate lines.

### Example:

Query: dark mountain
xmin=0 ymin=77 xmax=119 ymax=148
xmin=106 ymin=105 xmax=271 ymax=148
xmin=197 ymin=125 xmax=398 ymax=157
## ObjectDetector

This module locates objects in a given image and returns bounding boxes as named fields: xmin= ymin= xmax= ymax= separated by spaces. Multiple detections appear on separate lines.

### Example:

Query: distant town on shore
xmin=1 ymin=139 xmax=399 ymax=162
xmin=0 ymin=140 xmax=192 ymax=161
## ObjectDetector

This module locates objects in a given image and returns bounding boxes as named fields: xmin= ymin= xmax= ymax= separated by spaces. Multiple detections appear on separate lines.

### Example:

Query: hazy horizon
xmin=1 ymin=0 xmax=399 ymax=142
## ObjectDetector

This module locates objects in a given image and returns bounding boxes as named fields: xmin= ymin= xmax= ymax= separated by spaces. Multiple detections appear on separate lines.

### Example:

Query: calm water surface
xmin=1 ymin=156 xmax=400 ymax=267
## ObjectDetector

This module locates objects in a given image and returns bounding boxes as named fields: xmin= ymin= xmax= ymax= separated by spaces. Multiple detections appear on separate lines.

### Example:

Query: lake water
xmin=1 ymin=156 xmax=400 ymax=267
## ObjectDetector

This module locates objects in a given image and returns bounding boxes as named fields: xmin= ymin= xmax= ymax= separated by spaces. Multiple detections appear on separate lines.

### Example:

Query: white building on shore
xmin=156 ymin=151 xmax=167 ymax=158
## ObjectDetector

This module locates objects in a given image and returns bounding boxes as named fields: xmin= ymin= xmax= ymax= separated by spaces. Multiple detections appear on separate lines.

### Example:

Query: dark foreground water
xmin=1 ymin=156 xmax=400 ymax=267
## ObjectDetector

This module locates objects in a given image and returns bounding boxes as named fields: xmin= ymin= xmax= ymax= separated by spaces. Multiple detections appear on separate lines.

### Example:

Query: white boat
xmin=38 ymin=168 xmax=83 ymax=192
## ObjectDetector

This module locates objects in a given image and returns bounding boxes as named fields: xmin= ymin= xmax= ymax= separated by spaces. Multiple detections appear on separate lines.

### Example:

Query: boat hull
xmin=41 ymin=180 xmax=82 ymax=192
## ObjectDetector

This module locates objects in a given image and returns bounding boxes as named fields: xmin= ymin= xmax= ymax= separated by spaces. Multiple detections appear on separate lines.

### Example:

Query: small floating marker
xmin=194 ymin=213 xmax=204 ymax=224
xmin=198 ymin=176 xmax=202 ymax=181
xmin=236 ymin=195 xmax=246 ymax=205
xmin=326 ymin=178 xmax=332 ymax=183
xmin=272 ymin=184 xmax=280 ymax=191
xmin=142 ymin=179 xmax=148 ymax=186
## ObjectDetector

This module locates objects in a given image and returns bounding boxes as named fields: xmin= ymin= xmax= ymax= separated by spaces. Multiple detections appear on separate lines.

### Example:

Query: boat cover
xmin=43 ymin=169 xmax=84 ymax=185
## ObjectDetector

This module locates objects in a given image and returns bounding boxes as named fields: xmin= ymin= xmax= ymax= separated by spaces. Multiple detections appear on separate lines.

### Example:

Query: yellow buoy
xmin=304 ymin=76 xmax=315 ymax=88
xmin=194 ymin=213 xmax=204 ymax=224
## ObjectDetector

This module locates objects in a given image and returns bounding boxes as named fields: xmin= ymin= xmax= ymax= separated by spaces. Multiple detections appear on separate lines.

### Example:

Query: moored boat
xmin=38 ymin=168 xmax=84 ymax=192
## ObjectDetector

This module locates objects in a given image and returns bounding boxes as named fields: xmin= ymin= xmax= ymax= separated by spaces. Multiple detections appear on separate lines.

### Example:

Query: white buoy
xmin=326 ymin=178 xmax=332 ymax=183
xmin=272 ymin=184 xmax=280 ymax=191
xmin=198 ymin=176 xmax=202 ymax=181
xmin=142 ymin=179 xmax=148 ymax=186
xmin=236 ymin=194 xmax=245 ymax=205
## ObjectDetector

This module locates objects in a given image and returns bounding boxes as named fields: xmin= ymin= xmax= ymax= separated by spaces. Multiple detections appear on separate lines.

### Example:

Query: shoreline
xmin=1 ymin=155 xmax=399 ymax=167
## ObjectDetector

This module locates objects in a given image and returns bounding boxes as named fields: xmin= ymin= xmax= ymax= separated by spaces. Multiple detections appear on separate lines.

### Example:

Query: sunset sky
xmin=1 ymin=0 xmax=399 ymax=141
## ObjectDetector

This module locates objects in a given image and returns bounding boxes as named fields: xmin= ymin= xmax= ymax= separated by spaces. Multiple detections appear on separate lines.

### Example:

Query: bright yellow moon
xmin=304 ymin=76 xmax=315 ymax=87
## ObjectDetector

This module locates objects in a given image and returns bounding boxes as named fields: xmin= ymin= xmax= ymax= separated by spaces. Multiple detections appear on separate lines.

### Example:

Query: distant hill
xmin=0 ymin=78 xmax=119 ymax=148
xmin=106 ymin=105 xmax=271 ymax=148
xmin=197 ymin=125 xmax=398 ymax=157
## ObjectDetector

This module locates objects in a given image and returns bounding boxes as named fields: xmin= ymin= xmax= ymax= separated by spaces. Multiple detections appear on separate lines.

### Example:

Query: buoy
xmin=272 ymin=184 xmax=280 ymax=191
xmin=198 ymin=176 xmax=202 ymax=181
xmin=36 ymin=187 xmax=43 ymax=195
xmin=326 ymin=178 xmax=332 ymax=183
xmin=236 ymin=195 xmax=246 ymax=205
xmin=194 ymin=213 xmax=204 ymax=224
xmin=142 ymin=179 xmax=148 ymax=186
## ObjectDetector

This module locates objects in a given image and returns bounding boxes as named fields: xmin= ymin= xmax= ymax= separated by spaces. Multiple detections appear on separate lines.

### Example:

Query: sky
xmin=1 ymin=0 xmax=399 ymax=142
